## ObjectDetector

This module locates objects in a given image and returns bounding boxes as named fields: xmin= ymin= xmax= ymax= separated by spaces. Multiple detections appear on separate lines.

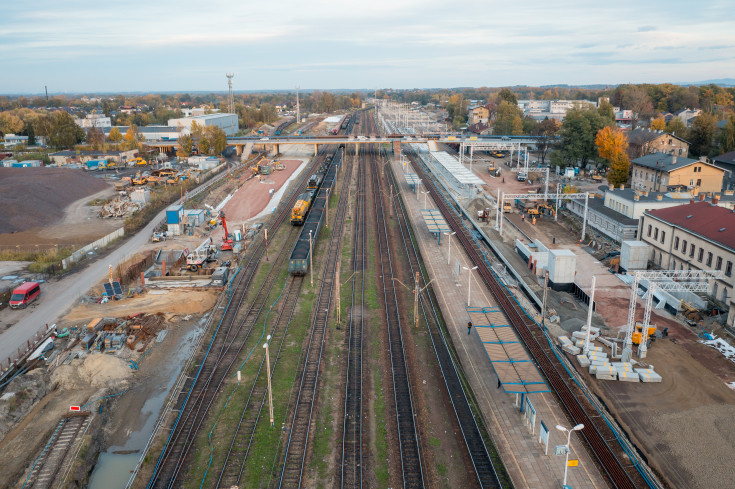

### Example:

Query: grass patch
xmin=0 ymin=246 xmax=74 ymax=275
xmin=437 ymin=463 xmax=448 ymax=476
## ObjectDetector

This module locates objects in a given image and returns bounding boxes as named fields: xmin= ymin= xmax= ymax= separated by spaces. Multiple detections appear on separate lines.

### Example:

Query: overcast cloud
xmin=1 ymin=0 xmax=733 ymax=93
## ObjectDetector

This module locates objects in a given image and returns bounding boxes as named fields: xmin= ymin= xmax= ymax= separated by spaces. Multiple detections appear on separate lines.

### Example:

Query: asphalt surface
xmin=0 ymin=162 xmax=237 ymax=364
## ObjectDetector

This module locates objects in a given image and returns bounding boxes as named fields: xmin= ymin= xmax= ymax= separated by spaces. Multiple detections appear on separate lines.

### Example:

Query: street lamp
xmin=421 ymin=190 xmax=430 ymax=208
xmin=309 ymin=230 xmax=313 ymax=287
xmin=263 ymin=335 xmax=274 ymax=426
xmin=556 ymin=423 xmax=584 ymax=487
xmin=416 ymin=179 xmax=422 ymax=201
xmin=462 ymin=265 xmax=479 ymax=306
xmin=443 ymin=231 xmax=456 ymax=265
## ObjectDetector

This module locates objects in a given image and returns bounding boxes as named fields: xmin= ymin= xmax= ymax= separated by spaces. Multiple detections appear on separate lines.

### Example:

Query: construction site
xmin=0 ymin=108 xmax=735 ymax=489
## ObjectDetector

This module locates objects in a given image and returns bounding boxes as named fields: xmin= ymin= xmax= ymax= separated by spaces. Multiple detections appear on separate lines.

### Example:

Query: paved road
xmin=0 ymin=163 xmax=237 ymax=363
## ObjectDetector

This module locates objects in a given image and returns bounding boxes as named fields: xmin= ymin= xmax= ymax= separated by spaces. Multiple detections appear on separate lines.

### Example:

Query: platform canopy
xmin=468 ymin=306 xmax=549 ymax=395
xmin=421 ymin=209 xmax=451 ymax=235
xmin=430 ymin=151 xmax=485 ymax=185
xmin=405 ymin=173 xmax=421 ymax=187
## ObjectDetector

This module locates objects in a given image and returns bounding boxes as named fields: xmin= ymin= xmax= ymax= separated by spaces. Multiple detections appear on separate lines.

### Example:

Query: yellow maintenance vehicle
xmin=131 ymin=172 xmax=148 ymax=185
xmin=503 ymin=201 xmax=513 ymax=213
xmin=632 ymin=322 xmax=657 ymax=345
xmin=131 ymin=157 xmax=148 ymax=166
xmin=290 ymin=190 xmax=316 ymax=225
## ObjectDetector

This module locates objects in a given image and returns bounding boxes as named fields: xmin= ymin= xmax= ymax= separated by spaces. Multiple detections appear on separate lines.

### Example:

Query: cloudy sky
xmin=1 ymin=0 xmax=733 ymax=94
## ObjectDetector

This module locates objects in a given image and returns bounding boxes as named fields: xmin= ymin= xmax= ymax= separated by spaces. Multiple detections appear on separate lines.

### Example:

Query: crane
xmin=624 ymin=269 xmax=723 ymax=359
xmin=220 ymin=211 xmax=233 ymax=251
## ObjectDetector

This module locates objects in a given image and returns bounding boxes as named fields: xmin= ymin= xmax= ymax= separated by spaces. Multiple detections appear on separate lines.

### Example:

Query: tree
xmin=87 ymin=127 xmax=105 ymax=151
xmin=494 ymin=101 xmax=523 ymax=135
xmin=199 ymin=131 xmax=211 ymax=155
xmin=177 ymin=134 xmax=192 ymax=157
xmin=48 ymin=111 xmax=85 ymax=149
xmin=596 ymin=127 xmax=630 ymax=186
xmin=109 ymin=126 xmax=123 ymax=147
xmin=720 ymin=114 xmax=735 ymax=153
xmin=124 ymin=125 xmax=139 ymax=150
xmin=598 ymin=99 xmax=614 ymax=120
xmin=556 ymin=107 xmax=615 ymax=167
xmin=22 ymin=121 xmax=36 ymax=146
xmin=446 ymin=94 xmax=468 ymax=129
xmin=497 ymin=88 xmax=517 ymax=105
xmin=532 ymin=118 xmax=561 ymax=164
xmin=209 ymin=126 xmax=227 ymax=155
xmin=665 ymin=117 xmax=688 ymax=139
xmin=688 ymin=113 xmax=718 ymax=157
xmin=623 ymin=87 xmax=654 ymax=129
xmin=650 ymin=116 xmax=666 ymax=131
xmin=0 ymin=112 xmax=24 ymax=135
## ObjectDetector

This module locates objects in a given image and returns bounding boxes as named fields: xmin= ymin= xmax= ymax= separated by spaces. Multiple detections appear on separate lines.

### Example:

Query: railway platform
xmin=392 ymin=157 xmax=608 ymax=489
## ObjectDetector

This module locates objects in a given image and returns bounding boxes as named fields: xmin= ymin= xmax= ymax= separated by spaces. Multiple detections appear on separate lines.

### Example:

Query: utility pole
xmin=583 ymin=276 xmax=596 ymax=354
xmin=263 ymin=336 xmax=274 ymax=426
xmin=309 ymin=230 xmax=313 ymax=287
xmin=296 ymin=86 xmax=300 ymax=124
xmin=541 ymin=271 xmax=549 ymax=328
xmin=414 ymin=272 xmax=419 ymax=329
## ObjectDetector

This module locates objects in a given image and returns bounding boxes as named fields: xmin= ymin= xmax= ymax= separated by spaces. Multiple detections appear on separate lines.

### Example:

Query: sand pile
xmin=52 ymin=353 xmax=131 ymax=390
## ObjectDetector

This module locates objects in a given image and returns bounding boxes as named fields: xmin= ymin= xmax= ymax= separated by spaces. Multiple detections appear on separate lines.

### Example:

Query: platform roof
xmin=421 ymin=209 xmax=451 ymax=234
xmin=468 ymin=306 xmax=549 ymax=395
xmin=431 ymin=151 xmax=485 ymax=185
xmin=405 ymin=173 xmax=421 ymax=186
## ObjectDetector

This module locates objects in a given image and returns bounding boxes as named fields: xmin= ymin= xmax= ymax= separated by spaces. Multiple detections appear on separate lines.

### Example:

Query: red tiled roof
xmin=648 ymin=201 xmax=735 ymax=250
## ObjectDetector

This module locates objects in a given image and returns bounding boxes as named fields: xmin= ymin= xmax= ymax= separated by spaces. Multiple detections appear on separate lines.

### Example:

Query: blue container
xmin=166 ymin=205 xmax=184 ymax=224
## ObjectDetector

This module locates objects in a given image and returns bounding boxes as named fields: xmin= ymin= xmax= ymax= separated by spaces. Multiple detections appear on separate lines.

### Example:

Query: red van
xmin=9 ymin=282 xmax=41 ymax=309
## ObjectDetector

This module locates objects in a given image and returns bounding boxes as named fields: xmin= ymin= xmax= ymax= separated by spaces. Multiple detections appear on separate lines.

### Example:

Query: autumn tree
xmin=596 ymin=126 xmax=630 ymax=186
xmin=650 ymin=116 xmax=666 ymax=131
xmin=493 ymin=101 xmax=523 ymax=135
xmin=199 ymin=131 xmax=211 ymax=155
xmin=623 ymin=86 xmax=654 ymax=129
xmin=177 ymin=134 xmax=192 ymax=157
xmin=497 ymin=88 xmax=518 ymax=105
xmin=552 ymin=107 xmax=614 ymax=168
xmin=446 ymin=94 xmax=468 ymax=129
xmin=87 ymin=127 xmax=105 ymax=151
xmin=0 ymin=112 xmax=24 ymax=135
xmin=209 ymin=126 xmax=227 ymax=155
xmin=720 ymin=114 xmax=735 ymax=153
xmin=532 ymin=118 xmax=561 ymax=164
xmin=109 ymin=126 xmax=123 ymax=148
xmin=48 ymin=112 xmax=85 ymax=149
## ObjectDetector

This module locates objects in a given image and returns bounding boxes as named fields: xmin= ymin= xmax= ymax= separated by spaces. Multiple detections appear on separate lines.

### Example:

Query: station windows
xmin=717 ymin=256 xmax=723 ymax=270
xmin=660 ymin=231 xmax=666 ymax=244
xmin=647 ymin=225 xmax=652 ymax=237
xmin=698 ymin=248 xmax=704 ymax=262
xmin=654 ymin=228 xmax=659 ymax=240
xmin=682 ymin=240 xmax=688 ymax=255
xmin=689 ymin=243 xmax=696 ymax=258
xmin=707 ymin=252 xmax=713 ymax=267
xmin=674 ymin=237 xmax=680 ymax=250
xmin=726 ymin=261 xmax=733 ymax=277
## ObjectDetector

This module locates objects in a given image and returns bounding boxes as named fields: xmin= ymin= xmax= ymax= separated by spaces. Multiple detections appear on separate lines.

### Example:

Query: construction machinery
xmin=631 ymin=322 xmax=657 ymax=345
xmin=291 ymin=190 xmax=316 ymax=225
xmin=131 ymin=157 xmax=148 ymax=166
xmin=186 ymin=238 xmax=217 ymax=271
xmin=503 ymin=201 xmax=513 ymax=213
xmin=680 ymin=301 xmax=703 ymax=323
xmin=131 ymin=172 xmax=148 ymax=185
xmin=487 ymin=163 xmax=501 ymax=177
xmin=220 ymin=212 xmax=233 ymax=251
xmin=476 ymin=208 xmax=491 ymax=222
xmin=515 ymin=199 xmax=539 ymax=215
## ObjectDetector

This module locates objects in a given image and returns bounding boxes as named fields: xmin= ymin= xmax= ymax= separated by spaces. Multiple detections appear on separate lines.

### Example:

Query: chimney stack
xmin=634 ymin=194 xmax=640 ymax=201
xmin=713 ymin=196 xmax=720 ymax=205
xmin=699 ymin=193 xmax=706 ymax=201
xmin=672 ymin=155 xmax=677 ymax=166
xmin=620 ymin=184 xmax=625 ymax=190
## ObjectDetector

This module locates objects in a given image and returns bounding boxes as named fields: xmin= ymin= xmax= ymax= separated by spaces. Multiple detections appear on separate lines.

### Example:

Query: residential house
xmin=467 ymin=105 xmax=490 ymax=125
xmin=626 ymin=128 xmax=689 ymax=159
xmin=467 ymin=122 xmax=491 ymax=135
xmin=639 ymin=201 xmax=735 ymax=327
xmin=713 ymin=151 xmax=735 ymax=191
xmin=676 ymin=108 xmax=701 ymax=127
xmin=630 ymin=153 xmax=724 ymax=194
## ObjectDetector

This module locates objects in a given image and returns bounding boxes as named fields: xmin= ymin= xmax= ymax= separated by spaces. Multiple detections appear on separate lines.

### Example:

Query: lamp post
xmin=309 ymin=230 xmax=313 ymax=287
xmin=556 ymin=423 xmax=584 ymax=487
xmin=444 ymin=231 xmax=457 ymax=265
xmin=463 ymin=265 xmax=479 ymax=306
xmin=421 ymin=190 xmax=430 ymax=208
xmin=416 ymin=179 xmax=422 ymax=201
xmin=263 ymin=335 xmax=274 ymax=426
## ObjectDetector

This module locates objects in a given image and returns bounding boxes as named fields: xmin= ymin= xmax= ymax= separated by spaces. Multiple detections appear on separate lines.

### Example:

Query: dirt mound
xmin=51 ymin=353 xmax=131 ymax=390
xmin=0 ymin=167 xmax=111 ymax=234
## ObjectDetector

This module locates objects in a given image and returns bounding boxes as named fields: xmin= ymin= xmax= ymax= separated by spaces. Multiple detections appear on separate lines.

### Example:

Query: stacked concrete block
xmin=594 ymin=364 xmax=618 ymax=380
xmin=563 ymin=344 xmax=581 ymax=355
xmin=617 ymin=370 xmax=641 ymax=382
xmin=577 ymin=355 xmax=591 ymax=368
xmin=635 ymin=368 xmax=663 ymax=383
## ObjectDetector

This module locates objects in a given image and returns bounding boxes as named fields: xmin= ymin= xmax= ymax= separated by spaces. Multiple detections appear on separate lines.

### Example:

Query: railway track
xmin=384 ymin=150 xmax=504 ymax=488
xmin=214 ymin=274 xmax=305 ymax=488
xmin=146 ymin=151 xmax=331 ymax=489
xmin=276 ymin=145 xmax=353 ymax=488
xmin=371 ymin=143 xmax=424 ymax=489
xmin=340 ymin=129 xmax=367 ymax=489
xmin=24 ymin=413 xmax=91 ymax=489
xmin=408 ymin=150 xmax=647 ymax=489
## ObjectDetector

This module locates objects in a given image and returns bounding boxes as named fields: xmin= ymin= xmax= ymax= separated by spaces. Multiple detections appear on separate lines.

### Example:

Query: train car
xmin=306 ymin=173 xmax=323 ymax=190
xmin=290 ymin=190 xmax=316 ymax=225
xmin=330 ymin=114 xmax=348 ymax=135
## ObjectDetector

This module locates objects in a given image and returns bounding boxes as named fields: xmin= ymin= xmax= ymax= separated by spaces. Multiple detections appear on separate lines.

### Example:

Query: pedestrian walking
xmin=521 ymin=213 xmax=525 ymax=222
xmin=467 ymin=321 xmax=472 ymax=335
xmin=532 ymin=216 xmax=536 ymax=225
xmin=502 ymin=177 xmax=505 ymax=183
xmin=497 ymin=378 xmax=502 ymax=389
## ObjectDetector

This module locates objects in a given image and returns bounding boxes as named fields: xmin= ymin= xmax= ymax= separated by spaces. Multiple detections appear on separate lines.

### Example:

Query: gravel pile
xmin=0 ymin=167 xmax=110 ymax=234
xmin=647 ymin=404 xmax=735 ymax=488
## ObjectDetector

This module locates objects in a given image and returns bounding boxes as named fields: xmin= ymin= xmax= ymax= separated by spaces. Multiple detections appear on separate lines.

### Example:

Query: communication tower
xmin=226 ymin=73 xmax=234 ymax=114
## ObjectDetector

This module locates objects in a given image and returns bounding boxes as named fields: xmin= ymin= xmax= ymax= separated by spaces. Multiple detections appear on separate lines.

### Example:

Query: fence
xmin=61 ymin=228 xmax=125 ymax=269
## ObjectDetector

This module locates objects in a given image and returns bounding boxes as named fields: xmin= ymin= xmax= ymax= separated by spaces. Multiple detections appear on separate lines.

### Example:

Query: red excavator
xmin=220 ymin=211 xmax=233 ymax=251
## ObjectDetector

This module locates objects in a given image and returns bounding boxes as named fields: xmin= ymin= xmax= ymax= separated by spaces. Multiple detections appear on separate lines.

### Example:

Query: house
xmin=2 ymin=134 xmax=28 ymax=148
xmin=604 ymin=185 xmax=735 ymax=218
xmin=567 ymin=195 xmax=639 ymax=243
xmin=626 ymin=128 xmax=689 ymax=159
xmin=74 ymin=113 xmax=112 ymax=128
xmin=467 ymin=122 xmax=491 ymax=135
xmin=675 ymin=108 xmax=701 ymax=128
xmin=517 ymin=99 xmax=597 ymax=122
xmin=630 ymin=153 xmax=724 ymax=194
xmin=168 ymin=113 xmax=239 ymax=135
xmin=467 ymin=105 xmax=490 ymax=125
xmin=639 ymin=201 xmax=735 ymax=327
xmin=713 ymin=151 xmax=735 ymax=191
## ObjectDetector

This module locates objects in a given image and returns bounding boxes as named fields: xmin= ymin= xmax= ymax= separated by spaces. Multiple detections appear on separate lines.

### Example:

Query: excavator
xmin=220 ymin=211 xmax=234 ymax=251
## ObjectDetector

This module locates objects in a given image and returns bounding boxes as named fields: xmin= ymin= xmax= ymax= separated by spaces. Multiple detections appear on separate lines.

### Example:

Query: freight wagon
xmin=291 ymin=190 xmax=316 ymax=225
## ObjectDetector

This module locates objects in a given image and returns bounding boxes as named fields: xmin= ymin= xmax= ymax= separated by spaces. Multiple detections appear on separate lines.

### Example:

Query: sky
xmin=1 ymin=0 xmax=734 ymax=94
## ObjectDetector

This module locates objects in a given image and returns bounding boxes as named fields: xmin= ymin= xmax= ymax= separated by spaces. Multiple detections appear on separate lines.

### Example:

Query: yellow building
xmin=468 ymin=105 xmax=490 ymax=125
xmin=630 ymin=153 xmax=725 ymax=194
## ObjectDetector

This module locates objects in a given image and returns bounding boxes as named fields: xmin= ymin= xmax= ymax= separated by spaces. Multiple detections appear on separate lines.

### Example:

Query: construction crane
xmin=624 ymin=269 xmax=724 ymax=359
xmin=186 ymin=238 xmax=216 ymax=271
